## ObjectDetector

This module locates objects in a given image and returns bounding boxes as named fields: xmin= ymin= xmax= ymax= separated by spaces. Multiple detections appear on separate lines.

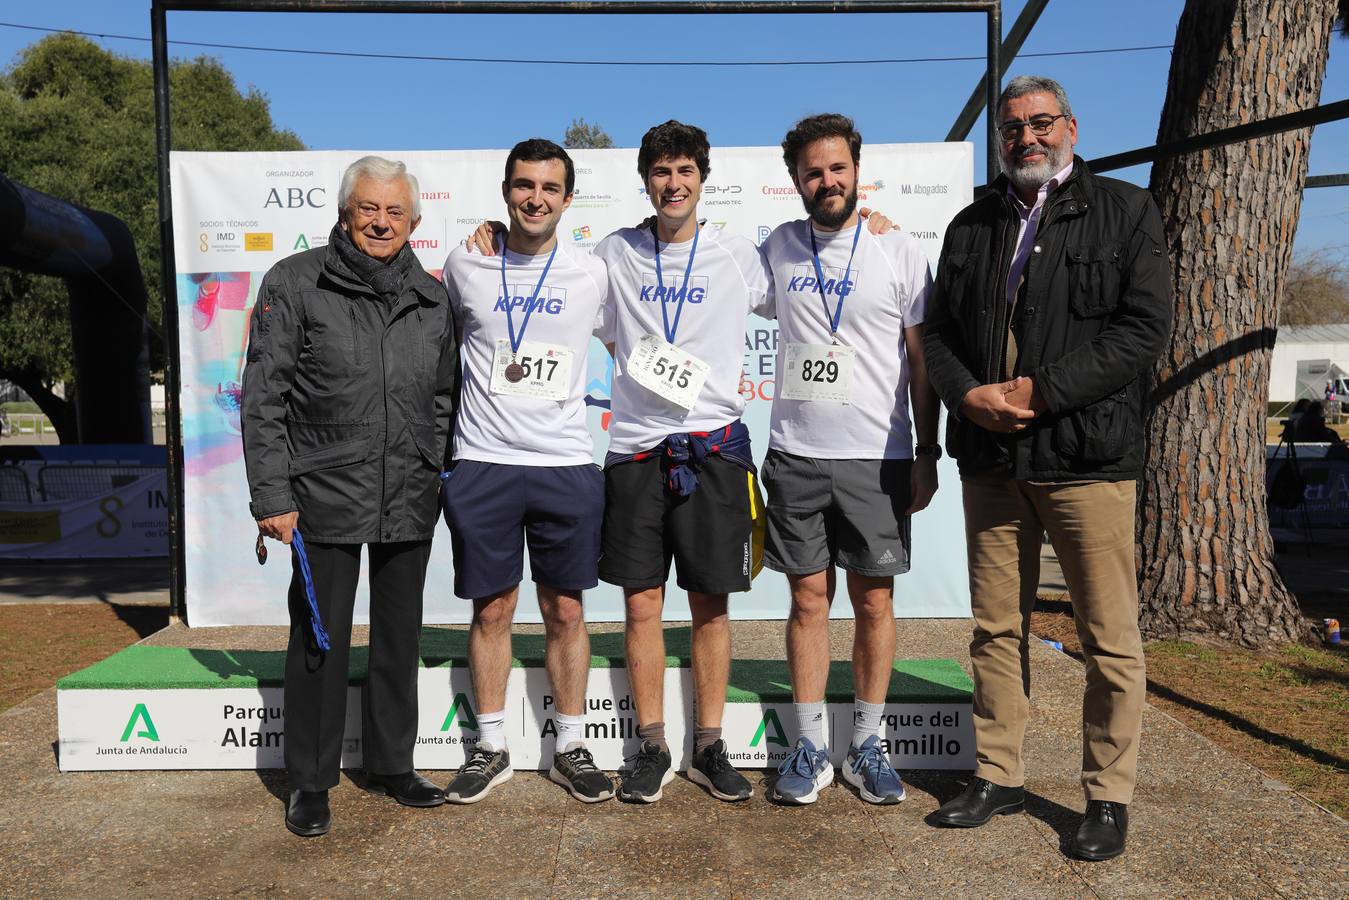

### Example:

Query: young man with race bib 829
xmin=438 ymin=139 xmax=615 ymax=805
xmin=758 ymin=114 xmax=940 ymax=806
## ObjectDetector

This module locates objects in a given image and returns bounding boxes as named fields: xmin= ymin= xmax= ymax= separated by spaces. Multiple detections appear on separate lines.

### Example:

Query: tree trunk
xmin=1140 ymin=0 xmax=1337 ymax=647
xmin=4 ymin=366 xmax=77 ymax=444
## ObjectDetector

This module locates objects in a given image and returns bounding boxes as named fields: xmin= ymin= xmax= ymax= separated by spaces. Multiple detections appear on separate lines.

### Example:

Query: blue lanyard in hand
xmin=290 ymin=529 xmax=331 ymax=652
xmin=499 ymin=237 xmax=558 ymax=356
xmin=809 ymin=222 xmax=862 ymax=338
xmin=652 ymin=223 xmax=700 ymax=344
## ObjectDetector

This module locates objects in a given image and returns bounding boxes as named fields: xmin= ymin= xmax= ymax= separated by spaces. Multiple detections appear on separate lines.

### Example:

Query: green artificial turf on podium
xmin=58 ymin=625 xmax=971 ymax=702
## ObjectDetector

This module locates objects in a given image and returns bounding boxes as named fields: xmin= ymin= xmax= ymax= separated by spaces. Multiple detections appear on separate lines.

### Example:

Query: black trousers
xmin=283 ymin=539 xmax=431 ymax=791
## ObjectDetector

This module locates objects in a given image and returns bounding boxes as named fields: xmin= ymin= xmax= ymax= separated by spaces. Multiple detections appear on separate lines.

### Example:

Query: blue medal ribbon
xmin=651 ymin=223 xmax=701 ymax=345
xmin=809 ymin=221 xmax=863 ymax=338
xmin=499 ymin=237 xmax=559 ymax=356
xmin=290 ymin=529 xmax=331 ymax=652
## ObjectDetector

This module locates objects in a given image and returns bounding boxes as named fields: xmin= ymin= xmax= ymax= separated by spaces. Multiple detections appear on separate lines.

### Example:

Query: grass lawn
xmin=0 ymin=604 xmax=167 ymax=713
xmin=1032 ymin=603 xmax=1347 ymax=818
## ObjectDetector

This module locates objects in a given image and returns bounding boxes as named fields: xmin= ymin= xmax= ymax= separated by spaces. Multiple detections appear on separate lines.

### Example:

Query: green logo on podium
xmin=440 ymin=692 xmax=478 ymax=732
xmin=750 ymin=709 xmax=788 ymax=748
xmin=120 ymin=703 xmax=160 ymax=743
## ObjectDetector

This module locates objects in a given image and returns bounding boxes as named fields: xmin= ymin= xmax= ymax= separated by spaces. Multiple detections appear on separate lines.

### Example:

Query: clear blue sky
xmin=1 ymin=0 xmax=1346 ymax=254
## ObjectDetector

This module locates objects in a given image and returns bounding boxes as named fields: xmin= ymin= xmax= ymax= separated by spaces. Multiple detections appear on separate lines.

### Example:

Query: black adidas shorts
xmin=599 ymin=454 xmax=757 ymax=595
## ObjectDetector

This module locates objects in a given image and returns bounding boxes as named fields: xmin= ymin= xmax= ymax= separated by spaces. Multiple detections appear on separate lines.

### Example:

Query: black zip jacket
xmin=241 ymin=240 xmax=458 ymax=543
xmin=923 ymin=157 xmax=1172 ymax=480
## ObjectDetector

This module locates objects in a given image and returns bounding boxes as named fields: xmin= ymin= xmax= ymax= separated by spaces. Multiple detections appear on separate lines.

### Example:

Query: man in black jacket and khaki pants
xmin=923 ymin=76 xmax=1171 ymax=861
xmin=242 ymin=156 xmax=458 ymax=836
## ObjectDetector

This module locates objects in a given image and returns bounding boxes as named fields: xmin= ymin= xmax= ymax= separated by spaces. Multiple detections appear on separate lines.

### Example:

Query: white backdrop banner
xmin=171 ymin=144 xmax=974 ymax=626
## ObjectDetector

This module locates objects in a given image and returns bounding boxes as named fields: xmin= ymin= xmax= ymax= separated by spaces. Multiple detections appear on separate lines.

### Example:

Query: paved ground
xmin=1 ymin=549 xmax=1346 ymax=897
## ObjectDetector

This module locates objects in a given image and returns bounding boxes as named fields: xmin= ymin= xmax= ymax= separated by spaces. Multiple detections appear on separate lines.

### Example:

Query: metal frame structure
xmin=149 ymin=0 xmax=1007 ymax=622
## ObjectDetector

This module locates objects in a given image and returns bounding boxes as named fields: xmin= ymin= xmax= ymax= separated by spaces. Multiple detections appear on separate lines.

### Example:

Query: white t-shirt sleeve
xmin=752 ymin=243 xmax=777 ymax=320
xmin=592 ymin=235 xmax=619 ymax=342
xmin=581 ymin=254 xmax=612 ymax=340
xmin=900 ymin=239 xmax=932 ymax=327
xmin=720 ymin=234 xmax=774 ymax=319
xmin=441 ymin=247 xmax=468 ymax=316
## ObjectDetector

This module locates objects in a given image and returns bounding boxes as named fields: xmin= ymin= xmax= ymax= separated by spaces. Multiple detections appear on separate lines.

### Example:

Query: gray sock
xmin=694 ymin=725 xmax=722 ymax=754
xmin=637 ymin=721 xmax=668 ymax=753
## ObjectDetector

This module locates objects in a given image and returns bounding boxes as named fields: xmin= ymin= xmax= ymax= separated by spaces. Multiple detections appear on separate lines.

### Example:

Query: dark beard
xmin=803 ymin=184 xmax=858 ymax=229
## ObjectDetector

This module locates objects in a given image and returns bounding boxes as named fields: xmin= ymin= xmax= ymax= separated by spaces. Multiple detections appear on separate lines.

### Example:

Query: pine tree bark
xmin=1140 ymin=0 xmax=1338 ymax=647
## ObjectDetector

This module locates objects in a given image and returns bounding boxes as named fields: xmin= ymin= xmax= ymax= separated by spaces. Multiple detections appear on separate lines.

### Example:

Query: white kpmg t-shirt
xmin=441 ymin=240 xmax=609 ymax=466
xmin=760 ymin=219 xmax=932 ymax=459
xmin=594 ymin=223 xmax=773 ymax=454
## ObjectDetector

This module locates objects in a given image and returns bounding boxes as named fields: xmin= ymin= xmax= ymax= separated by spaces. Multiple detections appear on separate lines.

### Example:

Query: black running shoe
xmin=617 ymin=740 xmax=673 ymax=803
xmin=549 ymin=744 xmax=615 ymax=803
xmin=688 ymin=739 xmax=752 ymax=801
xmin=444 ymin=745 xmax=512 ymax=804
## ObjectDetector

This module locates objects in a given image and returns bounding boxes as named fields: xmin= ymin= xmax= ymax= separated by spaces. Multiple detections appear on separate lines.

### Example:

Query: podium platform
xmin=57 ymin=626 xmax=974 ymax=772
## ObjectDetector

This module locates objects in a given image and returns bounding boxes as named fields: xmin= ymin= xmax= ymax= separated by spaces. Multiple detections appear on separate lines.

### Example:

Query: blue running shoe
xmin=769 ymin=736 xmax=833 ymax=805
xmin=842 ymin=735 xmax=906 ymax=804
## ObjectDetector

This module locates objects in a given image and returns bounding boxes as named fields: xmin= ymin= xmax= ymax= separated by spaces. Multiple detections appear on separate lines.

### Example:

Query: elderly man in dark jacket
xmin=242 ymin=155 xmax=457 ymax=837
xmin=922 ymin=77 xmax=1171 ymax=861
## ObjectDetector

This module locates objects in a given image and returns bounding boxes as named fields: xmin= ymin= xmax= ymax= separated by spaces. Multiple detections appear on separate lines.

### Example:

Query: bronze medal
xmin=505 ymin=361 xmax=525 ymax=383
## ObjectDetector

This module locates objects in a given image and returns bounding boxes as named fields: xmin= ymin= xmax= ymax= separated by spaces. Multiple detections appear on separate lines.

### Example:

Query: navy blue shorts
xmin=440 ymin=460 xmax=605 ymax=600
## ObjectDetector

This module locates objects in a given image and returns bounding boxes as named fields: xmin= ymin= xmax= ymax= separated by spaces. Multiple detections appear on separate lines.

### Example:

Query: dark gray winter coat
xmin=241 ymin=241 xmax=457 ymax=543
xmin=923 ymin=158 xmax=1172 ymax=481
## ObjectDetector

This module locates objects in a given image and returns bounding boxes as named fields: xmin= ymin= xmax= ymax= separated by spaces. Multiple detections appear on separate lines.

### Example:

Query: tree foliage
xmin=1281 ymin=249 xmax=1349 ymax=326
xmin=563 ymin=117 xmax=614 ymax=149
xmin=0 ymin=33 xmax=302 ymax=431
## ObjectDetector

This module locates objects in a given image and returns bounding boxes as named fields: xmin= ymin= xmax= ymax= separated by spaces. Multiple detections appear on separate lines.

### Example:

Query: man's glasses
xmin=998 ymin=114 xmax=1068 ymax=142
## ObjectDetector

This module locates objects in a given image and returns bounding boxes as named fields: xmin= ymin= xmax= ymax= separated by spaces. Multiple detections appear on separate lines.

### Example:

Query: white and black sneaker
xmin=444 ymin=744 xmax=513 ymax=804
xmin=688 ymin=739 xmax=752 ymax=801
xmin=617 ymin=740 xmax=674 ymax=803
xmin=549 ymin=743 xmax=615 ymax=803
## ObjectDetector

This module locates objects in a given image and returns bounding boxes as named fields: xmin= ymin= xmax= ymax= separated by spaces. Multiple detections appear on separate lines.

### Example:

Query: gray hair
xmin=338 ymin=155 xmax=421 ymax=220
xmin=997 ymin=75 xmax=1073 ymax=121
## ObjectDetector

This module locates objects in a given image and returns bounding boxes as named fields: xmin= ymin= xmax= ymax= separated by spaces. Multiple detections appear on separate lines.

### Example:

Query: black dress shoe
xmin=286 ymin=789 xmax=331 ymax=837
xmin=367 ymin=770 xmax=446 ymax=807
xmin=1069 ymin=800 xmax=1128 ymax=861
xmin=928 ymin=777 xmax=1025 ymax=827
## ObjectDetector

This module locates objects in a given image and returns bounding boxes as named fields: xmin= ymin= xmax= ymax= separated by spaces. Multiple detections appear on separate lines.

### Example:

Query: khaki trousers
xmin=961 ymin=475 xmax=1145 ymax=803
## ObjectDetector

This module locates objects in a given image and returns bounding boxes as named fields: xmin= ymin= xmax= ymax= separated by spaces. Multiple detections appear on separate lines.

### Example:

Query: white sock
xmin=555 ymin=712 xmax=584 ymax=751
xmin=852 ymin=698 xmax=885 ymax=748
xmin=795 ymin=701 xmax=826 ymax=750
xmin=476 ymin=709 xmax=507 ymax=752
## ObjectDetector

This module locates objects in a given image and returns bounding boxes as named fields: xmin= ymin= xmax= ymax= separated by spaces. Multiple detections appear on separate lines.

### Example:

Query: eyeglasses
xmin=998 ymin=114 xmax=1068 ymax=142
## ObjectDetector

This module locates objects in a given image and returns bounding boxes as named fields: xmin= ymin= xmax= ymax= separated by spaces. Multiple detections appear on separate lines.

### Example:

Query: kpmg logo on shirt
xmin=495 ymin=284 xmax=568 ymax=314
xmin=787 ymin=264 xmax=858 ymax=297
xmin=638 ymin=275 xmax=709 ymax=304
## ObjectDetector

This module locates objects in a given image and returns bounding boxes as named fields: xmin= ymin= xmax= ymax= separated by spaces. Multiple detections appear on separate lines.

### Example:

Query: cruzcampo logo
xmin=440 ymin=692 xmax=478 ymax=732
xmin=750 ymin=709 xmax=788 ymax=748
xmin=120 ymin=703 xmax=160 ymax=743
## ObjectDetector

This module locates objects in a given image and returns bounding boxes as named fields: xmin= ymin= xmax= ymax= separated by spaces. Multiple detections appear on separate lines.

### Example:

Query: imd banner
xmin=171 ymin=145 xmax=974 ymax=626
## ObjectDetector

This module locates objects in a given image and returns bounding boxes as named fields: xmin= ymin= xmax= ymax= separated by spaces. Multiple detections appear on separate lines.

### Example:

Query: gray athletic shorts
xmin=761 ymin=449 xmax=912 ymax=577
